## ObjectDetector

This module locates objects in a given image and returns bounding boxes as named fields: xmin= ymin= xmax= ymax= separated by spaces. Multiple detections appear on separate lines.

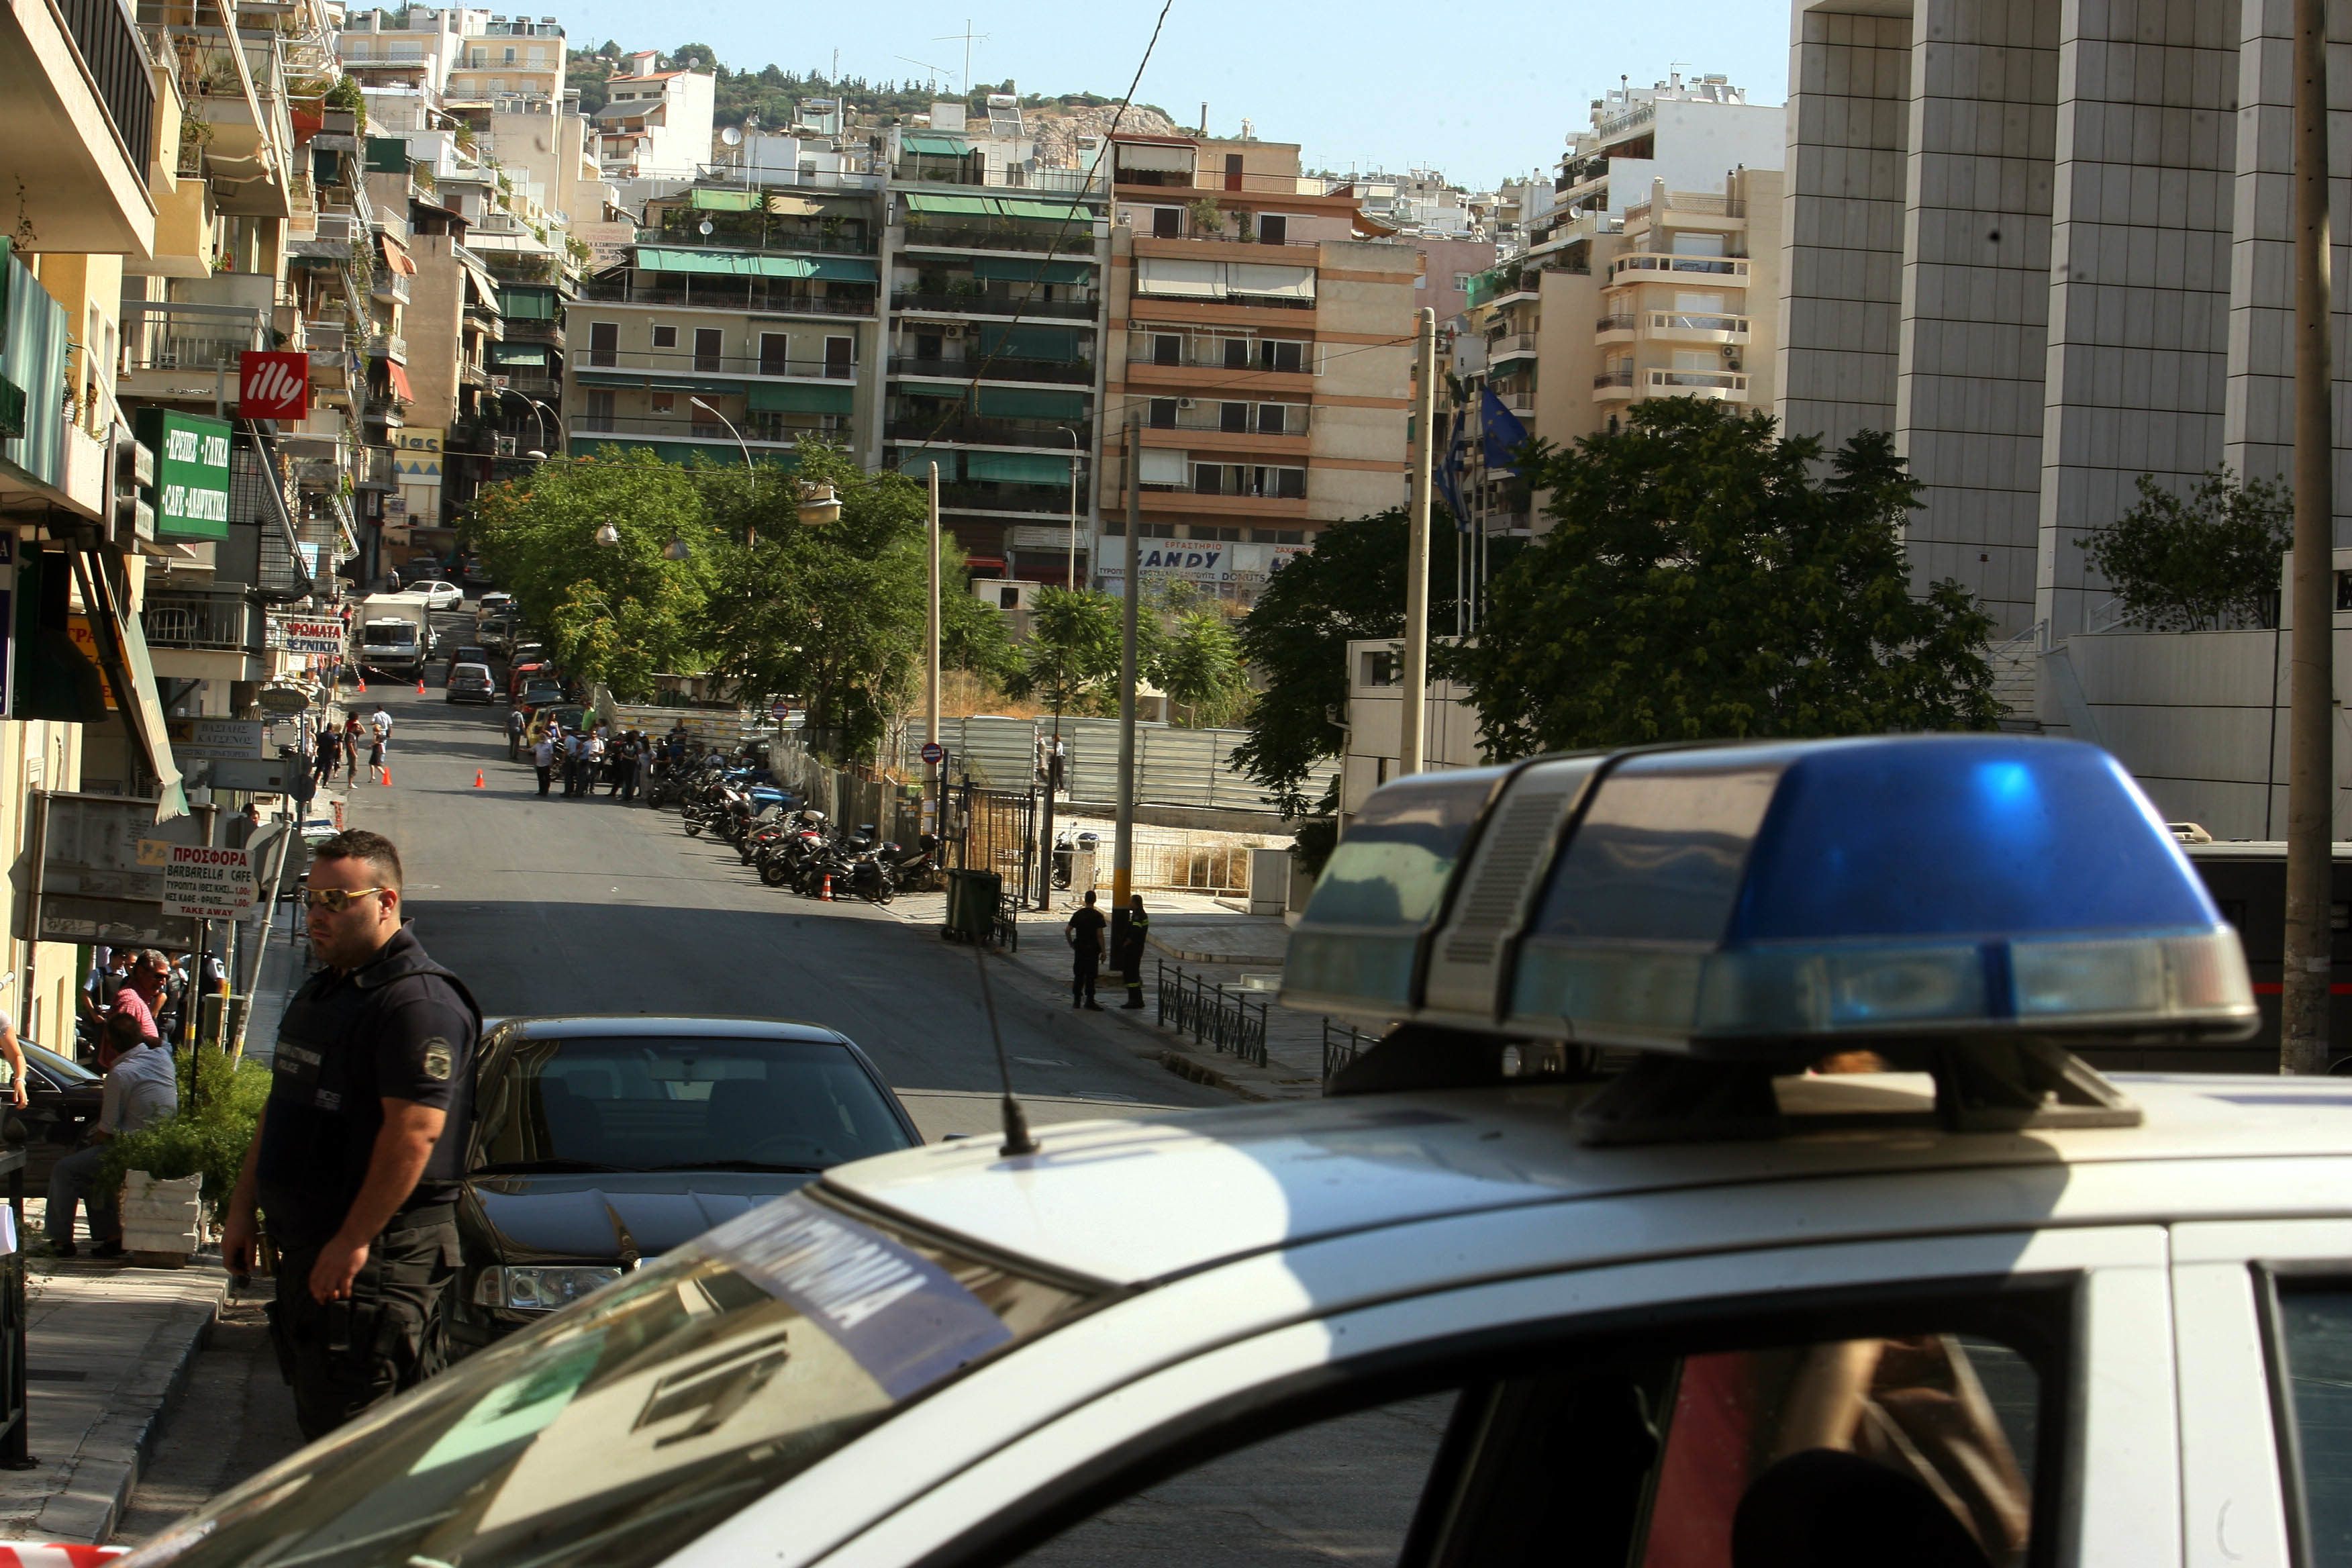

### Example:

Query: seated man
xmin=47 ymin=1014 xmax=181 ymax=1259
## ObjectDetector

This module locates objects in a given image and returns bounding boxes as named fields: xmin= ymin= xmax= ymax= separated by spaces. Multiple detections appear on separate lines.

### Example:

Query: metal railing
xmin=1111 ymin=170 xmax=1326 ymax=196
xmin=1136 ymin=228 xmax=1320 ymax=249
xmin=1124 ymin=338 xmax=1314 ymax=375
xmin=1322 ymin=1017 xmax=1374 ymax=1079
xmin=575 ymin=277 xmax=877 ymax=315
xmin=579 ymin=346 xmax=855 ymax=381
xmin=891 ymin=291 xmax=1100 ymax=320
xmin=1489 ymin=332 xmax=1538 ymax=356
xmin=502 ymin=317 xmax=565 ymax=345
xmin=1146 ymin=470 xmax=1308 ymax=502
xmin=1595 ymin=315 xmax=1637 ymax=334
xmin=366 ymin=332 xmax=408 ymax=361
xmin=638 ymin=223 xmax=877 ymax=256
xmin=934 ymin=482 xmax=1077 ymax=516
xmin=142 ymin=593 xmax=256 ymax=651
xmin=569 ymin=415 xmax=813 ymax=448
xmin=1609 ymin=253 xmax=1751 ymax=279
xmin=893 ymin=161 xmax=1106 ymax=195
xmin=899 ymin=223 xmax=1099 ymax=256
xmin=60 ymin=0 xmax=156 ymax=189
xmin=1155 ymin=961 xmax=1269 ymax=1068
xmin=885 ymin=418 xmax=1091 ymax=449
xmin=888 ymin=354 xmax=1093 ymax=387
xmin=1143 ymin=405 xmax=1311 ymax=436
xmin=371 ymin=268 xmax=409 ymax=303
xmin=1647 ymin=368 xmax=1748 ymax=395
xmin=1645 ymin=311 xmax=1749 ymax=335
xmin=1594 ymin=370 xmax=1635 ymax=389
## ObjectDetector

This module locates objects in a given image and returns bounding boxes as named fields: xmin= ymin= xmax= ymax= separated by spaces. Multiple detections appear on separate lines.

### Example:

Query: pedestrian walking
xmin=46 ymin=1012 xmax=178 ymax=1258
xmin=341 ymin=716 xmax=364 ymax=783
xmin=532 ymin=730 xmax=556 ymax=796
xmin=1112 ymin=893 xmax=1150 ymax=1009
xmin=313 ymin=724 xmax=342 ymax=789
xmin=1065 ymin=889 xmax=1107 ymax=1010
xmin=561 ymin=728 xmax=585 ymax=797
xmin=507 ymin=705 xmax=525 ymax=762
xmin=222 ymin=828 xmax=481 ymax=1440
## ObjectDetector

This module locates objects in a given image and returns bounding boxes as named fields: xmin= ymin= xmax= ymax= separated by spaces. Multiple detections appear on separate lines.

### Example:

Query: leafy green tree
xmin=1449 ymin=399 xmax=1999 ymax=757
xmin=2078 ymin=468 xmax=2292 ymax=631
xmin=1007 ymin=587 xmax=1125 ymax=718
xmin=1153 ymin=609 xmax=1250 ymax=727
xmin=469 ymin=450 xmax=718 ymax=701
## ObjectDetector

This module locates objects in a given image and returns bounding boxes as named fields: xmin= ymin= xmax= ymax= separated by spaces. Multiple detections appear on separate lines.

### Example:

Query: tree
xmin=1007 ymin=588 xmax=1124 ymax=717
xmin=1153 ymin=609 xmax=1249 ymax=727
xmin=1230 ymin=509 xmax=1448 ymax=818
xmin=468 ymin=450 xmax=717 ymax=701
xmin=2078 ymin=468 xmax=2292 ymax=631
xmin=1449 ymin=399 xmax=2000 ymax=757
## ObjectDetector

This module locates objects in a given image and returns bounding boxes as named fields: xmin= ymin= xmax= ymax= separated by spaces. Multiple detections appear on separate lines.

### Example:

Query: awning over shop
xmin=748 ymin=383 xmax=854 ymax=414
xmin=903 ymin=134 xmax=972 ymax=156
xmin=969 ymin=256 xmax=1094 ymax=285
xmin=975 ymin=387 xmax=1087 ymax=420
xmin=977 ymin=323 xmax=1081 ymax=362
xmin=379 ymin=234 xmax=416 ymax=275
xmin=386 ymin=360 xmax=414 ymax=401
xmin=689 ymin=188 xmax=763 ymax=211
xmin=69 ymin=549 xmax=186 ymax=820
xmin=901 ymin=192 xmax=995 ymax=217
xmin=966 ymin=450 xmax=1070 ymax=484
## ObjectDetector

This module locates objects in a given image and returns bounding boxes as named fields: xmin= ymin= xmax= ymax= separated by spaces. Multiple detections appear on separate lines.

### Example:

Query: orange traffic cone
xmin=820 ymin=874 xmax=834 ymax=901
xmin=473 ymin=769 xmax=486 ymax=789
xmin=379 ymin=765 xmax=391 ymax=786
xmin=358 ymin=678 xmax=367 ymax=693
xmin=415 ymin=677 xmax=426 ymax=695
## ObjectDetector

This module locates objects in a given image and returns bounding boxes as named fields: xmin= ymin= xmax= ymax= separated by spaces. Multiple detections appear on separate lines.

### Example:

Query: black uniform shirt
xmin=257 ymin=924 xmax=480 ymax=1253
xmin=1067 ymin=905 xmax=1108 ymax=962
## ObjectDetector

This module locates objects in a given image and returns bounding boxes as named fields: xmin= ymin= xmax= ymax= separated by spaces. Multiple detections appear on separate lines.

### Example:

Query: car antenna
xmin=971 ymin=936 xmax=1038 ymax=1157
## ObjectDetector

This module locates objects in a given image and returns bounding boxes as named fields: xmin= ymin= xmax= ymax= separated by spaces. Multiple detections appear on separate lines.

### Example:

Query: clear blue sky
xmin=550 ymin=0 xmax=1792 ymax=190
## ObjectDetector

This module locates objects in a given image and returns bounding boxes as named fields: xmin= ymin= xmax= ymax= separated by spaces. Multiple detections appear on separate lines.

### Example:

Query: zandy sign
xmin=134 ymin=409 xmax=233 ymax=541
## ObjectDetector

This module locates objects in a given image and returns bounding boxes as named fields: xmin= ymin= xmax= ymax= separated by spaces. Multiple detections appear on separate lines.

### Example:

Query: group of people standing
xmin=48 ymin=946 xmax=187 ymax=1258
xmin=309 ymin=706 xmax=395 ymax=789
xmin=523 ymin=718 xmax=654 ymax=801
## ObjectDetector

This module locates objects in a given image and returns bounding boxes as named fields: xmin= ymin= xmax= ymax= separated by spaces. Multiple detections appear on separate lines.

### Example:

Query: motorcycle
xmin=879 ymin=833 xmax=942 ymax=893
xmin=1052 ymin=830 xmax=1101 ymax=891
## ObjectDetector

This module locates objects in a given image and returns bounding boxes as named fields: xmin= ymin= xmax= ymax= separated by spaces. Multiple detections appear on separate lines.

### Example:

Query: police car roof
xmin=483 ymin=1014 xmax=854 ymax=1045
xmin=824 ymin=1075 xmax=2352 ymax=1287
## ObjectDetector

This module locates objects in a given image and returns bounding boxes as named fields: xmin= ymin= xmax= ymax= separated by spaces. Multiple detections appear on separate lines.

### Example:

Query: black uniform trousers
xmin=268 ymin=1207 xmax=460 ymax=1441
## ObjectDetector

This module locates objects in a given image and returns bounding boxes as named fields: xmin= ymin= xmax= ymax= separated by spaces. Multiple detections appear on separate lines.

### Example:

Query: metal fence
xmin=948 ymin=782 xmax=1038 ymax=906
xmin=1322 ymin=1018 xmax=1375 ymax=1080
xmin=766 ymin=732 xmax=922 ymax=845
xmin=894 ymin=715 xmax=1309 ymax=812
xmin=1155 ymin=961 xmax=1270 ymax=1068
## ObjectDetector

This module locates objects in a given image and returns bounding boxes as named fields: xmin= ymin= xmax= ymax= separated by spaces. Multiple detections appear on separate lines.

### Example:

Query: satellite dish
xmin=720 ymin=126 xmax=744 ymax=147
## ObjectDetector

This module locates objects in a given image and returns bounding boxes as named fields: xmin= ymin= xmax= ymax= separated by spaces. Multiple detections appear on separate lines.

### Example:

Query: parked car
xmin=447 ymin=1016 xmax=920 ymax=1353
xmin=13 ymin=1037 xmax=104 ymax=1194
xmin=474 ymin=592 xmax=515 ymax=624
xmin=446 ymin=663 xmax=497 ymax=704
xmin=477 ymin=617 xmax=516 ymax=656
xmin=443 ymin=644 xmax=490 ymax=681
xmin=405 ymin=581 xmax=464 ymax=612
xmin=507 ymin=660 xmax=550 ymax=700
xmin=460 ymin=557 xmax=495 ymax=589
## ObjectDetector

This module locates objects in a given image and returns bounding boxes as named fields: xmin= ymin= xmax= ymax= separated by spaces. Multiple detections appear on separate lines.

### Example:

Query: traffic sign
xmin=771 ymin=701 xmax=791 ymax=724
xmin=921 ymin=742 xmax=946 ymax=766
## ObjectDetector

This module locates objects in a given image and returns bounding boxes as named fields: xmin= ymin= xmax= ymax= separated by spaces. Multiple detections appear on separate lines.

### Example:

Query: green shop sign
xmin=135 ymin=409 xmax=232 ymax=540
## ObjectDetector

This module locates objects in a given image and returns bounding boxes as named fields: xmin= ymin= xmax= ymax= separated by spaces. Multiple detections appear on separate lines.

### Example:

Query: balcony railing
xmin=638 ymin=222 xmax=878 ymax=256
xmin=1143 ymin=405 xmax=1312 ymax=436
xmin=891 ymin=291 xmax=1100 ymax=320
xmin=936 ymin=482 xmax=1080 ymax=516
xmin=898 ymin=223 xmax=1098 ymax=256
xmin=1641 ymin=311 xmax=1750 ymax=336
xmin=888 ymin=355 xmax=1094 ymax=387
xmin=1141 ymin=472 xmax=1309 ymax=501
xmin=1608 ymin=252 xmax=1750 ymax=281
xmin=569 ymin=414 xmax=830 ymax=447
xmin=574 ymin=277 xmax=877 ymax=316
xmin=1488 ymin=332 xmax=1538 ymax=358
xmin=141 ymin=593 xmax=256 ymax=652
xmin=60 ymin=0 xmax=156 ymax=192
xmin=1111 ymin=170 xmax=1326 ymax=196
xmin=1646 ymin=368 xmax=1749 ymax=399
xmin=893 ymin=161 xmax=1106 ymax=195
xmin=1595 ymin=315 xmax=1637 ymax=334
xmin=1124 ymin=340 xmax=1314 ymax=375
xmin=366 ymin=332 xmax=408 ymax=362
xmin=885 ymin=418 xmax=1091 ymax=449
xmin=575 ymin=348 xmax=854 ymax=381
xmin=372 ymin=268 xmax=409 ymax=304
xmin=1594 ymin=371 xmax=1635 ymax=390
xmin=491 ymin=373 xmax=560 ymax=399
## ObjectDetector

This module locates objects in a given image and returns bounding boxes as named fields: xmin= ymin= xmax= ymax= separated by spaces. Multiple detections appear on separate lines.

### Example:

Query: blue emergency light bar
xmin=1283 ymin=736 xmax=2256 ymax=1059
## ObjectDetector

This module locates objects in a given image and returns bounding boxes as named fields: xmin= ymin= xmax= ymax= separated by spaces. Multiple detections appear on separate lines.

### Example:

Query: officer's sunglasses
xmin=301 ymin=886 xmax=389 ymax=912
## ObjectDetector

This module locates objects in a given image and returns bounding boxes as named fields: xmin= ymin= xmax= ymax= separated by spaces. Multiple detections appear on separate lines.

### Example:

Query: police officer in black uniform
xmin=222 ymin=828 xmax=481 ymax=1440
xmin=1112 ymin=893 xmax=1150 ymax=1010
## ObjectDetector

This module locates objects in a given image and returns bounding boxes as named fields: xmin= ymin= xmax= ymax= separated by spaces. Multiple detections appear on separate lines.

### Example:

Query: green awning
xmin=364 ymin=136 xmax=413 ymax=174
xmin=965 ymin=451 xmax=1070 ymax=483
xmin=573 ymin=371 xmax=648 ymax=389
xmin=635 ymin=247 xmax=818 ymax=277
xmin=649 ymin=378 xmax=747 ymax=395
xmin=902 ymin=192 xmax=995 ymax=216
xmin=689 ymin=188 xmax=763 ymax=210
xmin=498 ymin=286 xmax=558 ymax=320
xmin=977 ymin=323 xmax=1081 ymax=362
xmin=748 ymin=382 xmax=854 ymax=413
xmin=976 ymin=387 xmax=1087 ymax=420
xmin=903 ymin=134 xmax=972 ymax=156
xmin=808 ymin=256 xmax=879 ymax=282
xmin=895 ymin=448 xmax=961 ymax=480
xmin=994 ymin=197 xmax=1095 ymax=224
xmin=489 ymin=344 xmax=549 ymax=367
xmin=969 ymin=256 xmax=1094 ymax=285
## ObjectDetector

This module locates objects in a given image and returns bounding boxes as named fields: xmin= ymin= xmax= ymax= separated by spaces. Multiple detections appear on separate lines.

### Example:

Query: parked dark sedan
xmin=14 ymin=1038 xmax=105 ymax=1191
xmin=448 ymin=1016 xmax=921 ymax=1353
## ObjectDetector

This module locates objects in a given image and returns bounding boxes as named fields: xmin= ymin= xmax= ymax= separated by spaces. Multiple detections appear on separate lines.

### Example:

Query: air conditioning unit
xmin=1177 ymin=397 xmax=1197 ymax=409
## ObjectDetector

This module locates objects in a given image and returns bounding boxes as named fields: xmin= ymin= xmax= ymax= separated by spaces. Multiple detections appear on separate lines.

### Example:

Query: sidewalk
xmin=0 ymin=1260 xmax=233 ymax=1544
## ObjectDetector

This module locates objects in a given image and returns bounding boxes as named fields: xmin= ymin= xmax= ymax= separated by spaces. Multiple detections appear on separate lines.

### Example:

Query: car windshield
xmin=126 ymin=1193 xmax=1098 ymax=1568
xmin=475 ymin=1036 xmax=913 ymax=1173
xmin=21 ymin=1040 xmax=95 ymax=1085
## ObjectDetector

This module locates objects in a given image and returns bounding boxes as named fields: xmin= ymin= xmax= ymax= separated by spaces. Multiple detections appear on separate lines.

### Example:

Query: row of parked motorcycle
xmin=659 ymin=753 xmax=939 ymax=904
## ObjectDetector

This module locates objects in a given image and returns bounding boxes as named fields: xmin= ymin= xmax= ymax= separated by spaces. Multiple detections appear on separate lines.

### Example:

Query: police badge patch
xmin=422 ymin=1038 xmax=454 ymax=1081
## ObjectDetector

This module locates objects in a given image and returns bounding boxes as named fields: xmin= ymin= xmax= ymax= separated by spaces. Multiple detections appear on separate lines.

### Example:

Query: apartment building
xmin=444 ymin=15 xmax=565 ymax=107
xmin=565 ymin=181 xmax=884 ymax=467
xmin=594 ymin=52 xmax=716 ymax=181
xmin=1099 ymin=133 xmax=1418 ymax=605
xmin=883 ymin=98 xmax=1108 ymax=584
xmin=336 ymin=7 xmax=474 ymax=95
xmin=1555 ymin=71 xmax=1785 ymax=222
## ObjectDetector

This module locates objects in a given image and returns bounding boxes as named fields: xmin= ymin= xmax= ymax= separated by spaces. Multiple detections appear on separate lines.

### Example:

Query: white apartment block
xmin=1557 ymin=72 xmax=1787 ymax=222
xmin=595 ymin=52 xmax=718 ymax=181
xmin=1776 ymin=1 xmax=2343 ymax=646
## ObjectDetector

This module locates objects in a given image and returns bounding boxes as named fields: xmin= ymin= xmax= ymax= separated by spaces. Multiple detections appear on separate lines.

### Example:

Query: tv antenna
xmin=934 ymin=19 xmax=988 ymax=95
xmin=897 ymin=55 xmax=951 ymax=93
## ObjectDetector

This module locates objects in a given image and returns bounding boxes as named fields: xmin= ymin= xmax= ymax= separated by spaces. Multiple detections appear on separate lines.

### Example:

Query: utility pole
xmin=1400 ymin=307 xmax=1436 ymax=777
xmin=1113 ymin=410 xmax=1141 ymax=905
xmin=925 ymin=462 xmax=942 ymax=839
xmin=2285 ymin=0 xmax=2336 ymax=1075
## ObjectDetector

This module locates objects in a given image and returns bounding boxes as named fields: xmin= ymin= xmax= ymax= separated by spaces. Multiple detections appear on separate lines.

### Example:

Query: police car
xmin=121 ymin=736 xmax=2352 ymax=1568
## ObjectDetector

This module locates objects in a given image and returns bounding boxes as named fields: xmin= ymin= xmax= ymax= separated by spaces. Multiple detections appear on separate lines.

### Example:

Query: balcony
xmin=935 ymin=482 xmax=1081 ymax=516
xmin=356 ymin=445 xmax=397 ymax=490
xmin=899 ymin=223 xmax=1098 ymax=257
xmin=142 ymin=593 xmax=258 ymax=653
xmin=568 ymin=414 xmax=820 ymax=449
xmin=17 ymin=0 xmax=154 ymax=253
xmin=1608 ymin=252 xmax=1751 ymax=282
xmin=372 ymin=268 xmax=409 ymax=304
xmin=503 ymin=316 xmax=566 ymax=348
xmin=574 ymin=277 xmax=877 ymax=317
xmin=367 ymin=332 xmax=409 ymax=362
xmin=885 ymin=418 xmax=1091 ymax=450
xmin=1638 ymin=311 xmax=1751 ymax=344
xmin=1645 ymin=368 xmax=1749 ymax=401
xmin=1142 ymin=405 xmax=1312 ymax=438
xmin=638 ymin=221 xmax=877 ymax=256
xmin=493 ymin=373 xmax=560 ymax=399
xmin=1594 ymin=371 xmax=1635 ymax=399
xmin=889 ymin=355 xmax=1093 ymax=387
xmin=1595 ymin=315 xmax=1637 ymax=342
xmin=575 ymin=348 xmax=855 ymax=383
xmin=1488 ymin=332 xmax=1538 ymax=365
xmin=1110 ymin=170 xmax=1326 ymax=197
xmin=891 ymin=291 xmax=1101 ymax=321
xmin=892 ymin=161 xmax=1106 ymax=195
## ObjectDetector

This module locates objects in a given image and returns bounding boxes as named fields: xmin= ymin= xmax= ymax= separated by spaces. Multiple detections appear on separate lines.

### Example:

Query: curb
xmin=23 ymin=1272 xmax=228 ymax=1545
xmin=1146 ymin=936 xmax=1287 ymax=967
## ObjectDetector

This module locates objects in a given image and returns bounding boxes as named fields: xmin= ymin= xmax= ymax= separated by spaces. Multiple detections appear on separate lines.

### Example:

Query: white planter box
xmin=121 ymin=1171 xmax=203 ymax=1256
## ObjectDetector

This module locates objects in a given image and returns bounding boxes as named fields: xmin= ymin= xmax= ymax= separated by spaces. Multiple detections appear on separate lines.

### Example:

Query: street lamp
xmin=795 ymin=481 xmax=841 ymax=525
xmin=689 ymin=395 xmax=756 ymax=490
xmin=1056 ymin=424 xmax=1081 ymax=588
xmin=663 ymin=535 xmax=692 ymax=561
xmin=497 ymin=386 xmax=549 ymax=456
xmin=593 ymin=521 xmax=621 ymax=546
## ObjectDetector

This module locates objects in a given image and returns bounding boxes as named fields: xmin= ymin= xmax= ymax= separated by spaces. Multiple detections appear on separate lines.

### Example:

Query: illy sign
xmin=238 ymin=350 xmax=309 ymax=421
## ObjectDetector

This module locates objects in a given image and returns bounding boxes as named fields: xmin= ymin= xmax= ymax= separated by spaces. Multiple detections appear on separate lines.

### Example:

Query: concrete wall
xmin=1339 ymin=638 xmax=1485 ymax=820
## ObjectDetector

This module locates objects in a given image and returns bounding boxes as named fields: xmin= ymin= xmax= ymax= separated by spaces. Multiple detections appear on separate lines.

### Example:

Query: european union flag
xmin=1481 ymin=387 xmax=1530 ymax=475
